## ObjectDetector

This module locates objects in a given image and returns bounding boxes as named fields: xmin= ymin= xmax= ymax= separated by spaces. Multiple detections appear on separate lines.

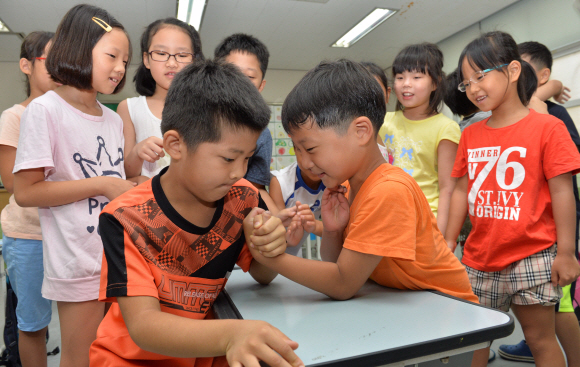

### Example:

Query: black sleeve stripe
xmin=258 ymin=193 xmax=268 ymax=211
xmin=100 ymin=212 xmax=128 ymax=298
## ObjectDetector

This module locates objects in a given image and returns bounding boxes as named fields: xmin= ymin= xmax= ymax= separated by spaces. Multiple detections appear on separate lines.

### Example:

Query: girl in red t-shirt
xmin=445 ymin=31 xmax=580 ymax=367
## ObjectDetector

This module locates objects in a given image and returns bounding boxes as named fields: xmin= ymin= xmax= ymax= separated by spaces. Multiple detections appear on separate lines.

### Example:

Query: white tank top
xmin=126 ymin=96 xmax=170 ymax=177
xmin=271 ymin=162 xmax=326 ymax=257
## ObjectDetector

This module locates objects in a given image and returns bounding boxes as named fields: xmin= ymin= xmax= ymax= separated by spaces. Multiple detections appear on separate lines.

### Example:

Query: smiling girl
xmin=378 ymin=43 xmax=459 ymax=234
xmin=118 ymin=18 xmax=204 ymax=179
xmin=11 ymin=5 xmax=133 ymax=366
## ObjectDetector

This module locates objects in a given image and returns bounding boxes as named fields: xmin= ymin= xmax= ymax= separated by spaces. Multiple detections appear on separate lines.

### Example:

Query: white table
xmin=214 ymin=269 xmax=513 ymax=367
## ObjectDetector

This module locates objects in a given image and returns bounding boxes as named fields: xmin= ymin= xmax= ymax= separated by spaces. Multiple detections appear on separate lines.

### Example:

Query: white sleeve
xmin=13 ymin=102 xmax=55 ymax=175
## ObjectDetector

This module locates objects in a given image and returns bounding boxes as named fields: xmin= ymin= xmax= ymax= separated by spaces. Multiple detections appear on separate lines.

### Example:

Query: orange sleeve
xmin=343 ymin=180 xmax=417 ymax=261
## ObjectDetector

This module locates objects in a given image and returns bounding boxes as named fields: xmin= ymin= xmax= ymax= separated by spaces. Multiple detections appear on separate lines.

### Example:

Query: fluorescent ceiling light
xmin=332 ymin=8 xmax=397 ymax=48
xmin=0 ymin=18 xmax=10 ymax=32
xmin=177 ymin=0 xmax=207 ymax=31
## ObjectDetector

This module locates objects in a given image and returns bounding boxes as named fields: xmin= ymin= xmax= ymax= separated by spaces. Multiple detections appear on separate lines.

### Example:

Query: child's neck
xmin=402 ymin=104 xmax=435 ymax=121
xmin=487 ymin=94 xmax=529 ymax=129
xmin=347 ymin=145 xmax=386 ymax=205
xmin=146 ymin=86 xmax=168 ymax=120
xmin=160 ymin=166 xmax=218 ymax=228
xmin=55 ymin=86 xmax=101 ymax=116
xmin=20 ymin=87 xmax=47 ymax=108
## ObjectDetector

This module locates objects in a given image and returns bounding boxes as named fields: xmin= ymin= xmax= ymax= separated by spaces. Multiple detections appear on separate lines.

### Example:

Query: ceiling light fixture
xmin=331 ymin=8 xmax=397 ymax=48
xmin=177 ymin=0 xmax=207 ymax=31
xmin=0 ymin=18 xmax=10 ymax=32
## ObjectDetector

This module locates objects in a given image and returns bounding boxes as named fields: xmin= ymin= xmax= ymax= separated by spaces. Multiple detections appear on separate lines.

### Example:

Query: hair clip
xmin=92 ymin=17 xmax=112 ymax=32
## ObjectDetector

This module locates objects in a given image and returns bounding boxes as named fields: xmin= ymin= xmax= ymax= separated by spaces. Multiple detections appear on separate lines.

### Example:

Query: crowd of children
xmin=0 ymin=3 xmax=580 ymax=367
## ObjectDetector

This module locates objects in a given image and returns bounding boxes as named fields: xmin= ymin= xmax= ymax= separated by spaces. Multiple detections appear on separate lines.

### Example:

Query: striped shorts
xmin=465 ymin=245 xmax=562 ymax=311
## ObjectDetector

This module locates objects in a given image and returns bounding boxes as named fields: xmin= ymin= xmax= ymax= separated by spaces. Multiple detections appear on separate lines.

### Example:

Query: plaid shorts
xmin=464 ymin=245 xmax=562 ymax=311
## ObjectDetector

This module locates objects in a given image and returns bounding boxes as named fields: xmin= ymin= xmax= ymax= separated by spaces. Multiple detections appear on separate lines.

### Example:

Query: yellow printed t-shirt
xmin=343 ymin=164 xmax=478 ymax=303
xmin=378 ymin=111 xmax=461 ymax=216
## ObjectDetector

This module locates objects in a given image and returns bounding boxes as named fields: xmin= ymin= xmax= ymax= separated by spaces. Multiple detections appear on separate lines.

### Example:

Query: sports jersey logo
xmin=467 ymin=146 xmax=526 ymax=221
xmin=157 ymin=274 xmax=223 ymax=314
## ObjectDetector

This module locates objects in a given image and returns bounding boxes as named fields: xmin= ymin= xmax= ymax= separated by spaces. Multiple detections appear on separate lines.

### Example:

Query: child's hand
xmin=555 ymin=86 xmax=571 ymax=104
xmin=551 ymin=252 xmax=580 ymax=287
xmin=286 ymin=215 xmax=304 ymax=247
xmin=225 ymin=320 xmax=303 ymax=367
xmin=101 ymin=177 xmax=137 ymax=200
xmin=244 ymin=208 xmax=287 ymax=258
xmin=295 ymin=201 xmax=316 ymax=233
xmin=275 ymin=206 xmax=298 ymax=227
xmin=321 ymin=186 xmax=349 ymax=233
xmin=135 ymin=136 xmax=164 ymax=163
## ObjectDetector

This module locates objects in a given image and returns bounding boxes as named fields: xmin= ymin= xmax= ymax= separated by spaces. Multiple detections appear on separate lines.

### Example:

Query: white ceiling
xmin=0 ymin=0 xmax=519 ymax=70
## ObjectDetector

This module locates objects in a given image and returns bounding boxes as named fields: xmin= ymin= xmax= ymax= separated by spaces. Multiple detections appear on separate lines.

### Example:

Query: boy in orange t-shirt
xmin=246 ymin=59 xmax=486 ymax=359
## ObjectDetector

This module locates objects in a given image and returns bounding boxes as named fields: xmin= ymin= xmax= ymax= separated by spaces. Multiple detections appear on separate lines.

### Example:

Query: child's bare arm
xmin=0 ymin=145 xmax=16 ymax=193
xmin=117 ymin=295 xmax=303 ymax=367
xmin=444 ymin=175 xmax=468 ymax=252
xmin=248 ymin=245 xmax=382 ymax=300
xmin=13 ymin=168 xmax=136 ymax=207
xmin=548 ymin=172 xmax=580 ymax=287
xmin=536 ymin=80 xmax=571 ymax=104
xmin=436 ymin=140 xmax=458 ymax=235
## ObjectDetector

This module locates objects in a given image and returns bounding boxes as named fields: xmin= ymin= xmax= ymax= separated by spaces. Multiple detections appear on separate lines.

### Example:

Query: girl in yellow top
xmin=378 ymin=43 xmax=460 ymax=234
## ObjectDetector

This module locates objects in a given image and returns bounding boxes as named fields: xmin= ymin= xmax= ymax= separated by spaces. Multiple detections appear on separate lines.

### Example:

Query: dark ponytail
xmin=20 ymin=31 xmax=54 ymax=97
xmin=458 ymin=31 xmax=537 ymax=106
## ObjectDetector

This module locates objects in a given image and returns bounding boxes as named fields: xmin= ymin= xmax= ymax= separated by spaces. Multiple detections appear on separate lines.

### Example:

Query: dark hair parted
xmin=392 ymin=43 xmax=446 ymax=115
xmin=20 ymin=31 xmax=54 ymax=97
xmin=458 ymin=31 xmax=537 ymax=106
xmin=214 ymin=33 xmax=269 ymax=78
xmin=282 ymin=59 xmax=386 ymax=136
xmin=46 ymin=4 xmax=131 ymax=93
xmin=444 ymin=69 xmax=478 ymax=117
xmin=361 ymin=61 xmax=390 ymax=101
xmin=161 ymin=59 xmax=270 ymax=151
xmin=518 ymin=41 xmax=552 ymax=71
xmin=134 ymin=18 xmax=204 ymax=96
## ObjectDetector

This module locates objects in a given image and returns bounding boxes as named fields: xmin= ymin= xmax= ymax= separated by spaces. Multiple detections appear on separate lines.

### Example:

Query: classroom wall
xmin=438 ymin=0 xmax=580 ymax=73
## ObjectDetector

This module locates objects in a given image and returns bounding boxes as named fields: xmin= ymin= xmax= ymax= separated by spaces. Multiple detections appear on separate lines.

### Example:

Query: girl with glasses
xmin=118 ymin=18 xmax=204 ymax=181
xmin=445 ymin=31 xmax=580 ymax=367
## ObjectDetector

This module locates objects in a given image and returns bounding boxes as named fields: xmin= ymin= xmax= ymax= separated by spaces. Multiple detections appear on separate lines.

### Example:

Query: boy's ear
xmin=258 ymin=79 xmax=266 ymax=93
xmin=538 ymin=67 xmax=551 ymax=85
xmin=143 ymin=52 xmax=151 ymax=70
xmin=163 ymin=130 xmax=185 ymax=160
xmin=19 ymin=58 xmax=32 ymax=75
xmin=351 ymin=116 xmax=374 ymax=145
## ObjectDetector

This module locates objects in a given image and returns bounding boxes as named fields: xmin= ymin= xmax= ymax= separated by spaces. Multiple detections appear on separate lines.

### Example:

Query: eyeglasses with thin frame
xmin=35 ymin=57 xmax=46 ymax=61
xmin=458 ymin=63 xmax=508 ymax=92
xmin=148 ymin=50 xmax=194 ymax=64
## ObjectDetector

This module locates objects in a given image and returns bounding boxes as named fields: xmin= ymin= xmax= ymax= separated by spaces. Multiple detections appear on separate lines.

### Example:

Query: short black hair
xmin=444 ymin=69 xmax=478 ymax=117
xmin=161 ymin=59 xmax=270 ymax=151
xmin=459 ymin=31 xmax=537 ymax=106
xmin=134 ymin=18 xmax=204 ymax=96
xmin=282 ymin=59 xmax=386 ymax=136
xmin=361 ymin=61 xmax=389 ymax=90
xmin=392 ymin=43 xmax=446 ymax=115
xmin=214 ymin=33 xmax=269 ymax=78
xmin=518 ymin=41 xmax=552 ymax=71
xmin=20 ymin=31 xmax=54 ymax=97
xmin=46 ymin=4 xmax=131 ymax=93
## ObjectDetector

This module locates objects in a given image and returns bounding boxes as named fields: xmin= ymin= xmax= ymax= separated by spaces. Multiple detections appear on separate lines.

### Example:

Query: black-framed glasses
xmin=148 ymin=50 xmax=194 ymax=63
xmin=458 ymin=64 xmax=508 ymax=92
